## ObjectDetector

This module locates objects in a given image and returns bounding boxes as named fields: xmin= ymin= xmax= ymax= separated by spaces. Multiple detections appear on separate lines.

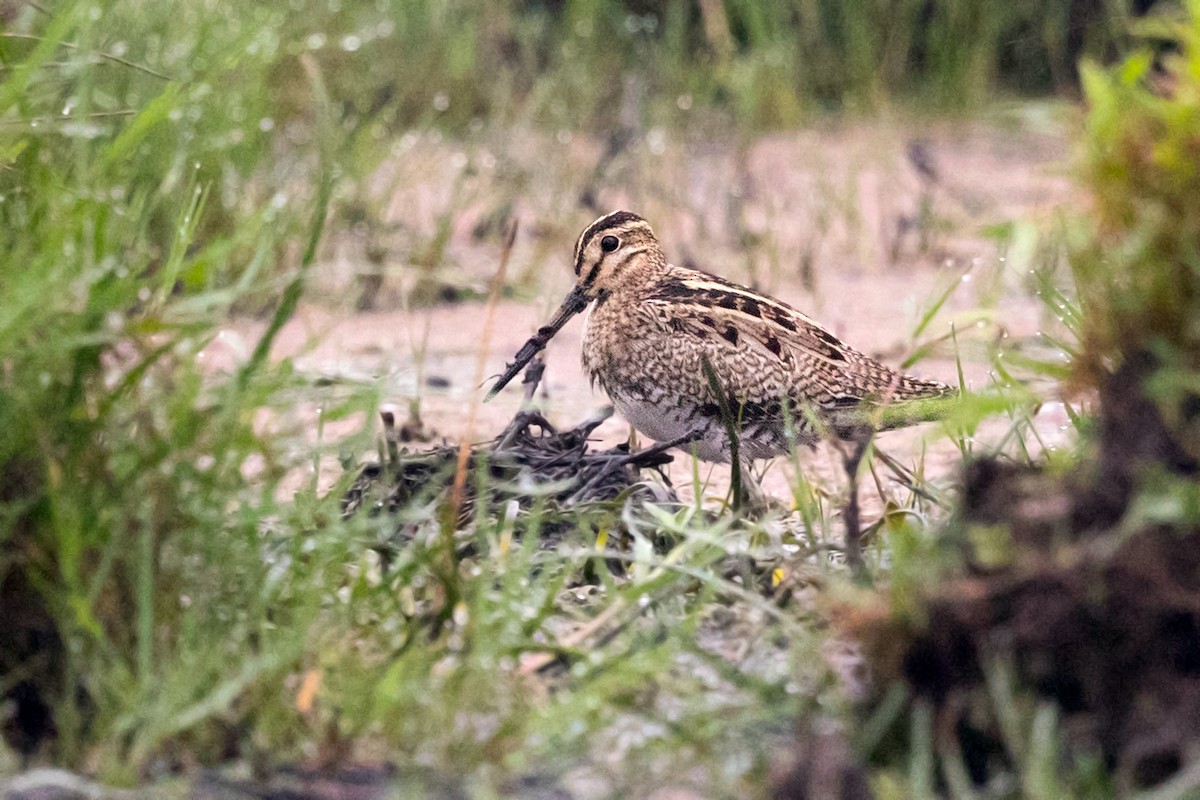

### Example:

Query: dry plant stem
xmin=567 ymin=429 xmax=697 ymax=505
xmin=446 ymin=221 xmax=518 ymax=522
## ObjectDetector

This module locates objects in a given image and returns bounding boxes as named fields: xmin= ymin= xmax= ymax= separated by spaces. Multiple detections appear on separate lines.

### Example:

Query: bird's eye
xmin=600 ymin=235 xmax=619 ymax=253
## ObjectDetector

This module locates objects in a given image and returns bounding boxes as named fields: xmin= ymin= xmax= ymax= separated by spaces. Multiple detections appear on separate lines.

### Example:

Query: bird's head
xmin=486 ymin=210 xmax=662 ymax=399
xmin=570 ymin=210 xmax=664 ymax=297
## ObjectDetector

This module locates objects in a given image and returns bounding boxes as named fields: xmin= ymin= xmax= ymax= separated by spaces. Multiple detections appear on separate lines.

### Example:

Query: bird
xmin=487 ymin=210 xmax=955 ymax=467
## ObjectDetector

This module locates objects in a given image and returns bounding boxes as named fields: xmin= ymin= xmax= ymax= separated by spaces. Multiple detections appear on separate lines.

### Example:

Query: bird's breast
xmin=580 ymin=293 xmax=638 ymax=383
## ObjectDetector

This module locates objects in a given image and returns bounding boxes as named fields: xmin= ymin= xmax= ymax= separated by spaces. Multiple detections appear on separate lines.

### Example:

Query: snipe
xmin=488 ymin=211 xmax=955 ymax=465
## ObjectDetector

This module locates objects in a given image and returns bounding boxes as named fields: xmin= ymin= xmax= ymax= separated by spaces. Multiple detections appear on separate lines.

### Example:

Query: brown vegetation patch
xmin=860 ymin=353 xmax=1200 ymax=792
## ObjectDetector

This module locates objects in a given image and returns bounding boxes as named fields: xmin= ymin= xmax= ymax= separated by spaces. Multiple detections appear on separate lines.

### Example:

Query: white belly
xmin=613 ymin=395 xmax=787 ymax=463
xmin=615 ymin=395 xmax=699 ymax=444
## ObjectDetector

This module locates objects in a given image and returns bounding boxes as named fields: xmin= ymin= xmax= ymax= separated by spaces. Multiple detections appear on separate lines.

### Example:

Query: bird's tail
xmin=893 ymin=373 xmax=956 ymax=402
xmin=830 ymin=369 xmax=957 ymax=437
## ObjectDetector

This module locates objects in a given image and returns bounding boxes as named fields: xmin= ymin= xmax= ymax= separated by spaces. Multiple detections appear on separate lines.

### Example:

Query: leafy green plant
xmin=1074 ymin=1 xmax=1200 ymax=451
xmin=851 ymin=5 xmax=1200 ymax=796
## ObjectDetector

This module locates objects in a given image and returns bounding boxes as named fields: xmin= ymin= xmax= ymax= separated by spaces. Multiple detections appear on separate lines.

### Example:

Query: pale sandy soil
xmin=206 ymin=112 xmax=1080 ymax=518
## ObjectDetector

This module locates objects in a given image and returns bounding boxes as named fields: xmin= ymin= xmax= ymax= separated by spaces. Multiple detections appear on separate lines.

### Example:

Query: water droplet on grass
xmin=647 ymin=127 xmax=666 ymax=155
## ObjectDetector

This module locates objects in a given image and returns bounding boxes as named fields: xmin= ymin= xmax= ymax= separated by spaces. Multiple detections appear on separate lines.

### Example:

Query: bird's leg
xmin=840 ymin=437 xmax=871 ymax=579
xmin=736 ymin=459 xmax=773 ymax=515
xmin=729 ymin=447 xmax=743 ymax=512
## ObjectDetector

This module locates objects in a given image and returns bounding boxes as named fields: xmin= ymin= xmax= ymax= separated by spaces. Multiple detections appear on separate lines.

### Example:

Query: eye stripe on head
xmin=575 ymin=210 xmax=646 ymax=263
xmin=582 ymin=261 xmax=602 ymax=287
xmin=581 ymin=246 xmax=643 ymax=289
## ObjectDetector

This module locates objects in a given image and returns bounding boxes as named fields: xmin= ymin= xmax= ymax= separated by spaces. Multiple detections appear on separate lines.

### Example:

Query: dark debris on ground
xmin=340 ymin=358 xmax=679 ymax=540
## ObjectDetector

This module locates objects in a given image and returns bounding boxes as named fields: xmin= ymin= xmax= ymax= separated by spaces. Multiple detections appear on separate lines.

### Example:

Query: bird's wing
xmin=640 ymin=296 xmax=816 ymax=421
xmin=643 ymin=273 xmax=866 ymax=409
xmin=644 ymin=269 xmax=951 ymax=412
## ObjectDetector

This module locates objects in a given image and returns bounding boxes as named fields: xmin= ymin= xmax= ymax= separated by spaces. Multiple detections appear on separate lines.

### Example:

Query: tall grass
xmin=0 ymin=0 xmax=348 ymax=777
xmin=311 ymin=0 xmax=1135 ymax=126
xmin=0 ymin=1 xmax=1137 ymax=272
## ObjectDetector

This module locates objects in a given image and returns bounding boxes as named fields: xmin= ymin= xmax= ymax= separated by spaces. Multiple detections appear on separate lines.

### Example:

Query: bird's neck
xmin=611 ymin=255 xmax=672 ymax=298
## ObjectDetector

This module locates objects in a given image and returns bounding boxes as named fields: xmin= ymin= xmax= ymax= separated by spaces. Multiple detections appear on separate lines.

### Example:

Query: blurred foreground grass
xmin=1 ymin=0 xmax=1195 ymax=798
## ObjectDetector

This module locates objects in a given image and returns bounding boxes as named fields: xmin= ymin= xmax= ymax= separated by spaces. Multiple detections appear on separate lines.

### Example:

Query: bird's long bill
xmin=485 ymin=287 xmax=589 ymax=400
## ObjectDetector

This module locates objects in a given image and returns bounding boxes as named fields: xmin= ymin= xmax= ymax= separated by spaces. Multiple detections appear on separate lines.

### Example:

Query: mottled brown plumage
xmin=489 ymin=211 xmax=955 ymax=463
